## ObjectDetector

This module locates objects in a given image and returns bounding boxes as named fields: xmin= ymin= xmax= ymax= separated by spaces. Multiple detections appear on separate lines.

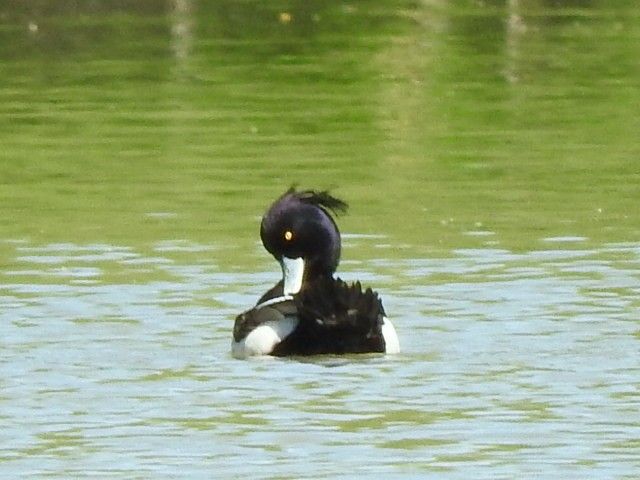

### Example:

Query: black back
xmin=271 ymin=278 xmax=387 ymax=356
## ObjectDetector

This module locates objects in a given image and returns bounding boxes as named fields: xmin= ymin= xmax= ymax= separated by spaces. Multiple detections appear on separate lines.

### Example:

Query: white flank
xmin=281 ymin=256 xmax=304 ymax=295
xmin=231 ymin=317 xmax=298 ymax=359
xmin=381 ymin=317 xmax=400 ymax=354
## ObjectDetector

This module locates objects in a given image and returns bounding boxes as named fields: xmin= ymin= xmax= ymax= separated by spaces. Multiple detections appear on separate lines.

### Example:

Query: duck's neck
xmin=299 ymin=266 xmax=334 ymax=291
xmin=281 ymin=254 xmax=336 ymax=295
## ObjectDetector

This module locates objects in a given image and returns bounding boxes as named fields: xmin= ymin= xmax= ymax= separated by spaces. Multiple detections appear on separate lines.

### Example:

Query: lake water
xmin=1 ymin=1 xmax=639 ymax=478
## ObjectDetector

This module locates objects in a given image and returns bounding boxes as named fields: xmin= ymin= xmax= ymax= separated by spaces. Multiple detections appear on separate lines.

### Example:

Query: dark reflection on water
xmin=1 ymin=240 xmax=639 ymax=477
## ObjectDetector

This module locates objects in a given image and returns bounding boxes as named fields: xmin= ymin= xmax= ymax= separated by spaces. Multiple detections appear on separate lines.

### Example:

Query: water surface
xmin=1 ymin=1 xmax=639 ymax=478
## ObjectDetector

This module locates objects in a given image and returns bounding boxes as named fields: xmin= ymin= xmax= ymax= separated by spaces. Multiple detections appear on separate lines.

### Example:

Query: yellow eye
xmin=284 ymin=230 xmax=293 ymax=241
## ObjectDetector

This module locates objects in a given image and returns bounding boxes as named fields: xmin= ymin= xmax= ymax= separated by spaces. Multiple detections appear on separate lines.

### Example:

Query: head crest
xmin=285 ymin=186 xmax=348 ymax=216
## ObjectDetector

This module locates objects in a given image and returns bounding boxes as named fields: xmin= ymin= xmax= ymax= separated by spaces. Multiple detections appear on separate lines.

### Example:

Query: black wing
xmin=272 ymin=278 xmax=386 ymax=355
xmin=233 ymin=298 xmax=296 ymax=342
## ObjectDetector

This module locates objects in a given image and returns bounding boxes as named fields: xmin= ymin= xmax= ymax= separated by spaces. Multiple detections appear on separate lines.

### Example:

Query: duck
xmin=231 ymin=187 xmax=400 ymax=359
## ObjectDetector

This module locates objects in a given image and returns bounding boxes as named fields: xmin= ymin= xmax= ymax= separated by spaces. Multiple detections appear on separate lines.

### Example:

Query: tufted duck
xmin=231 ymin=188 xmax=400 ymax=358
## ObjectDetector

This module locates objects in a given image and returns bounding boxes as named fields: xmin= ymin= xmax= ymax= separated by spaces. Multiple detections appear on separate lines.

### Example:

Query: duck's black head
xmin=260 ymin=188 xmax=348 ymax=295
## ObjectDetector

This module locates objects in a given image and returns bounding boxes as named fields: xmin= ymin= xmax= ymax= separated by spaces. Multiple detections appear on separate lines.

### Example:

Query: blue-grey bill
xmin=281 ymin=256 xmax=304 ymax=295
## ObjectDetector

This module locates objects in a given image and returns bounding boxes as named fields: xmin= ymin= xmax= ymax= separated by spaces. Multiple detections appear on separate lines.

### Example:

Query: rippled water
xmin=2 ymin=0 xmax=640 ymax=478
xmin=2 ymin=239 xmax=639 ymax=478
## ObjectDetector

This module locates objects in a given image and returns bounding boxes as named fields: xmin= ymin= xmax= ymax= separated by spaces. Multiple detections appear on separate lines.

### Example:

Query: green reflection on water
xmin=379 ymin=437 xmax=457 ymax=450
xmin=336 ymin=407 xmax=475 ymax=432
xmin=1 ymin=0 xmax=638 ymax=259
xmin=20 ymin=429 xmax=96 ymax=457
